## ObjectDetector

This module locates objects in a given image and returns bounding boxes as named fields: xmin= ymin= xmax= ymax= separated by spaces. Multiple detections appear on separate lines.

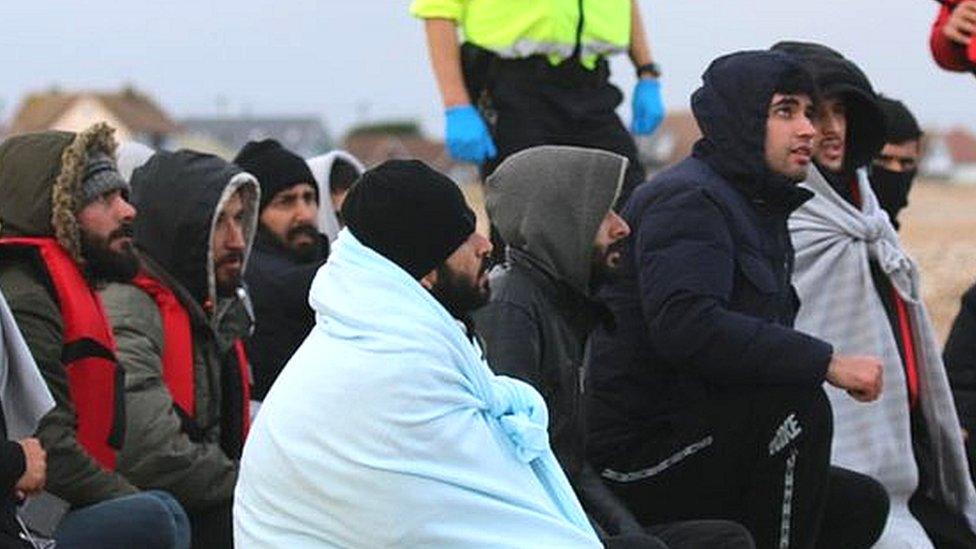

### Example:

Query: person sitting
xmin=235 ymin=160 xmax=601 ymax=547
xmin=0 ymin=124 xmax=189 ymax=548
xmin=101 ymin=150 xmax=260 ymax=548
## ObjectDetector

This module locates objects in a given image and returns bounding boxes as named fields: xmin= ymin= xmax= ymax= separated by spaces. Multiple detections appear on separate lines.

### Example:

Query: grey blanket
xmin=790 ymin=167 xmax=976 ymax=548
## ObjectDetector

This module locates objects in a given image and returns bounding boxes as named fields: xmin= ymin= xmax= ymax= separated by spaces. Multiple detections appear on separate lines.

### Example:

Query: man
xmin=0 ymin=124 xmax=189 ymax=547
xmin=584 ymin=51 xmax=888 ymax=548
xmin=410 ymin=0 xmax=663 ymax=205
xmin=306 ymin=150 xmax=365 ymax=243
xmin=475 ymin=145 xmax=754 ymax=548
xmin=236 ymin=160 xmax=601 ymax=547
xmin=931 ymin=0 xmax=976 ymax=73
xmin=871 ymin=96 xmax=923 ymax=231
xmin=234 ymin=139 xmax=329 ymax=403
xmin=101 ymin=150 xmax=260 ymax=548
xmin=778 ymin=41 xmax=976 ymax=547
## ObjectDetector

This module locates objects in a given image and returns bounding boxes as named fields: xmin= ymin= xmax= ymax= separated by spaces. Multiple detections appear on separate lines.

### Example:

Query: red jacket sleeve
xmin=931 ymin=3 xmax=974 ymax=71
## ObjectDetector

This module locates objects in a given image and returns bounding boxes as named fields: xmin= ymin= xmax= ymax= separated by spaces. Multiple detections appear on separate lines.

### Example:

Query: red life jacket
xmin=130 ymin=272 xmax=250 ymax=454
xmin=0 ymin=237 xmax=124 ymax=470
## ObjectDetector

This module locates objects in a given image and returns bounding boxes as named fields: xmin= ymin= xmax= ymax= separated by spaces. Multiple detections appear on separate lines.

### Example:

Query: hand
xmin=826 ymin=355 xmax=883 ymax=402
xmin=944 ymin=0 xmax=976 ymax=46
xmin=14 ymin=438 xmax=46 ymax=497
xmin=445 ymin=105 xmax=497 ymax=164
xmin=631 ymin=78 xmax=664 ymax=135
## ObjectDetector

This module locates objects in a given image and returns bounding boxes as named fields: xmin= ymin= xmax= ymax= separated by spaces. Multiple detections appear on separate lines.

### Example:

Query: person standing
xmin=411 ymin=0 xmax=664 ymax=207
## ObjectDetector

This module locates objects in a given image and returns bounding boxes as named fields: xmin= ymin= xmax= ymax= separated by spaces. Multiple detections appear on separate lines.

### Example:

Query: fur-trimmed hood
xmin=0 ymin=123 xmax=118 ymax=264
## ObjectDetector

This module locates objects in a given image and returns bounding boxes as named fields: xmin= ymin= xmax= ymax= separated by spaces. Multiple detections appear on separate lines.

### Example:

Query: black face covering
xmin=870 ymin=166 xmax=916 ymax=230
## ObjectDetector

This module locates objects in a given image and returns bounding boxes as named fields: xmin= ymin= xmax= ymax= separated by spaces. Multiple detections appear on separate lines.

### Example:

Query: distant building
xmin=922 ymin=128 xmax=976 ymax=184
xmin=637 ymin=111 xmax=701 ymax=174
xmin=342 ymin=131 xmax=478 ymax=185
xmin=179 ymin=117 xmax=332 ymax=159
xmin=6 ymin=87 xmax=178 ymax=147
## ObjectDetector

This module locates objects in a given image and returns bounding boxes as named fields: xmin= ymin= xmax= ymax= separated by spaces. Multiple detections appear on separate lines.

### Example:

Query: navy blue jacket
xmin=585 ymin=51 xmax=834 ymax=465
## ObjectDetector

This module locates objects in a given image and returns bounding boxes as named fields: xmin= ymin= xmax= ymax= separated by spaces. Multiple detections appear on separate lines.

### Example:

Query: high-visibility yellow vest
xmin=410 ymin=0 xmax=632 ymax=69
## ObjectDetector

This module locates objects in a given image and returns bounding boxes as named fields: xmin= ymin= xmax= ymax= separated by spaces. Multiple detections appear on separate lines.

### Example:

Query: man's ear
xmin=419 ymin=268 xmax=438 ymax=290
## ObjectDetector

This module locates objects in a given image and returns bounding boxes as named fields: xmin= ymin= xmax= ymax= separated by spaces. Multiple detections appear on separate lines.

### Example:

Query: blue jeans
xmin=54 ymin=490 xmax=190 ymax=549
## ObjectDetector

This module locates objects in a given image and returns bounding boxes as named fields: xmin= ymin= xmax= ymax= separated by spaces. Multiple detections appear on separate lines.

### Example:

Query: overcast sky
xmin=0 ymin=1 xmax=967 ymax=140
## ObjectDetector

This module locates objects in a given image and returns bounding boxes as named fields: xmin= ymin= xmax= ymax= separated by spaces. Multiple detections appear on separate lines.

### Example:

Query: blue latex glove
xmin=631 ymin=79 xmax=665 ymax=135
xmin=445 ymin=105 xmax=497 ymax=163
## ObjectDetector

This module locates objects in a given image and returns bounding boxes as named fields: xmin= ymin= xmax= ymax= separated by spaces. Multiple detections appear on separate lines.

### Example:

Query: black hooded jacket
xmin=585 ymin=51 xmax=834 ymax=464
xmin=244 ymin=227 xmax=328 ymax=400
xmin=771 ymin=41 xmax=885 ymax=200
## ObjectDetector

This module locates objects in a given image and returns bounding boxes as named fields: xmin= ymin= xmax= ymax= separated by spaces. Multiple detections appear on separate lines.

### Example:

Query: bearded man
xmin=235 ymin=159 xmax=602 ymax=547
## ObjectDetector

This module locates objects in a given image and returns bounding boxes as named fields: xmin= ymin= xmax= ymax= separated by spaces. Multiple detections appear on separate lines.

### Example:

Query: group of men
xmin=0 ymin=122 xmax=363 ymax=547
xmin=234 ymin=41 xmax=976 ymax=549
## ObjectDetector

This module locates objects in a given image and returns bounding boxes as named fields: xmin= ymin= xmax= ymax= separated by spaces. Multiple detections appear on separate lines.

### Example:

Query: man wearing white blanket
xmin=234 ymin=159 xmax=602 ymax=547
xmin=778 ymin=41 xmax=976 ymax=548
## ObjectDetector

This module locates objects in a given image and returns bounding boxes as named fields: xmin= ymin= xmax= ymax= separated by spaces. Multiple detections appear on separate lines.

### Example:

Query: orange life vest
xmin=130 ymin=272 xmax=250 ymax=456
xmin=0 ymin=237 xmax=124 ymax=470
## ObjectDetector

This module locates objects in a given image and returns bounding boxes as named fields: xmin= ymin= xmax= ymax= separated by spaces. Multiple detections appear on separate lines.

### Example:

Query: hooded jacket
xmin=306 ymin=151 xmax=365 ymax=243
xmin=99 ymin=150 xmax=259 ymax=511
xmin=771 ymin=41 xmax=885 ymax=191
xmin=585 ymin=51 xmax=833 ymax=466
xmin=0 ymin=124 xmax=140 ymax=507
xmin=473 ymin=146 xmax=644 ymax=536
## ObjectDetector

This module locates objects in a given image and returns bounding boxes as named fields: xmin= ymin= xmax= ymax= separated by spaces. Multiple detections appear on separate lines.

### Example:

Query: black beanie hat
xmin=878 ymin=96 xmax=922 ymax=144
xmin=233 ymin=139 xmax=318 ymax=211
xmin=342 ymin=159 xmax=476 ymax=279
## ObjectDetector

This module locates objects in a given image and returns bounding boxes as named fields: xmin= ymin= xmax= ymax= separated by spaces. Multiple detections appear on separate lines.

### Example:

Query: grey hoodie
xmin=486 ymin=145 xmax=626 ymax=297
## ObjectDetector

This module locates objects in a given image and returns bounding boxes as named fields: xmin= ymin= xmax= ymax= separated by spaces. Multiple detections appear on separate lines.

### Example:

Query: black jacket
xmin=585 ymin=51 xmax=834 ymax=466
xmin=0 ymin=405 xmax=28 ymax=548
xmin=244 ymin=228 xmax=327 ymax=400
xmin=945 ymin=283 xmax=976 ymax=441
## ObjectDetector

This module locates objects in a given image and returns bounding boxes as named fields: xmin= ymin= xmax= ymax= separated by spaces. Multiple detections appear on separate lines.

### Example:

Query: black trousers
xmin=597 ymin=387 xmax=886 ymax=549
xmin=189 ymin=502 xmax=233 ymax=549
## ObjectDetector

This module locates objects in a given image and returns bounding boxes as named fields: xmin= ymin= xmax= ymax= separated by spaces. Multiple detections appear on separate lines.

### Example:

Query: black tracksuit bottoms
xmin=597 ymin=387 xmax=889 ymax=549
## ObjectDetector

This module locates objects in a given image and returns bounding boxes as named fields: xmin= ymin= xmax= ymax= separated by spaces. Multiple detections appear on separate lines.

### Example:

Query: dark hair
xmin=329 ymin=159 xmax=361 ymax=194
xmin=772 ymin=66 xmax=819 ymax=108
xmin=878 ymin=95 xmax=922 ymax=144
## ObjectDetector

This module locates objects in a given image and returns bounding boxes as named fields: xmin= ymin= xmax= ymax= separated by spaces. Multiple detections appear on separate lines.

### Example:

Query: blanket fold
xmin=791 ymin=167 xmax=976 ymax=548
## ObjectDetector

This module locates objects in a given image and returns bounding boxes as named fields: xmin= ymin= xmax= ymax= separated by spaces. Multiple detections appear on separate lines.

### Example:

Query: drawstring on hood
xmin=0 ymin=123 xmax=119 ymax=265
xmin=486 ymin=145 xmax=627 ymax=297
xmin=690 ymin=50 xmax=818 ymax=212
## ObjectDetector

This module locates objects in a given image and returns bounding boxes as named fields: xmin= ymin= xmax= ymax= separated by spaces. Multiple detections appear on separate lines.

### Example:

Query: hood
xmin=130 ymin=150 xmax=260 ymax=308
xmin=771 ymin=41 xmax=885 ymax=170
xmin=486 ymin=145 xmax=626 ymax=296
xmin=306 ymin=151 xmax=365 ymax=243
xmin=117 ymin=141 xmax=156 ymax=182
xmin=0 ymin=123 xmax=118 ymax=265
xmin=690 ymin=50 xmax=817 ymax=210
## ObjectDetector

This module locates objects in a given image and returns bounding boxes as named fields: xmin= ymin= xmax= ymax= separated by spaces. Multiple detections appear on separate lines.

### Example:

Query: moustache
xmin=216 ymin=251 xmax=244 ymax=268
xmin=286 ymin=223 xmax=319 ymax=242
xmin=108 ymin=223 xmax=134 ymax=243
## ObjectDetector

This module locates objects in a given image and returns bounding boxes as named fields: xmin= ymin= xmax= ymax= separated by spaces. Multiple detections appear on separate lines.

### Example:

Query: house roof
xmin=943 ymin=128 xmax=976 ymax=164
xmin=7 ymin=87 xmax=178 ymax=136
xmin=180 ymin=117 xmax=331 ymax=158
xmin=342 ymin=133 xmax=454 ymax=172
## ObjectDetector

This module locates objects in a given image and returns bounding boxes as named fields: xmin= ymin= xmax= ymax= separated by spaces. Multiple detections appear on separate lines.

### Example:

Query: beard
xmin=214 ymin=250 xmax=245 ymax=297
xmin=429 ymin=258 xmax=490 ymax=320
xmin=284 ymin=223 xmax=321 ymax=263
xmin=589 ymin=239 xmax=626 ymax=293
xmin=81 ymin=223 xmax=140 ymax=284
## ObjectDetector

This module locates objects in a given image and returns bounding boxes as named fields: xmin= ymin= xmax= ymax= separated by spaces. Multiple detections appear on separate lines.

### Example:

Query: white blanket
xmin=790 ymin=167 xmax=976 ymax=548
xmin=234 ymin=229 xmax=599 ymax=548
